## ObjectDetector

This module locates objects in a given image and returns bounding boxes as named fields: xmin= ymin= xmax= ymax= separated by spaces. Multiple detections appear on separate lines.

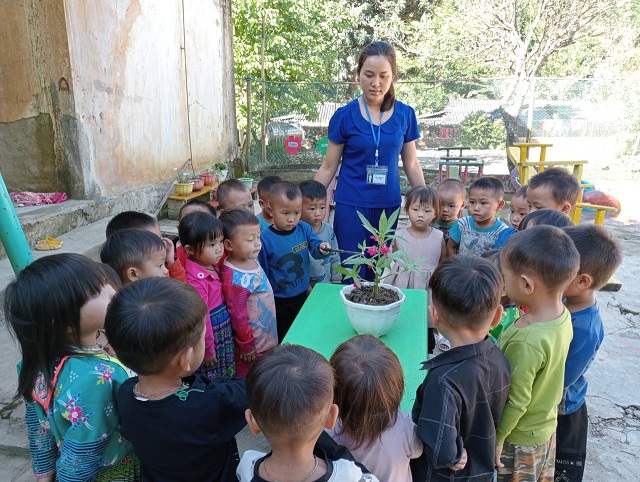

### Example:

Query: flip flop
xmin=35 ymin=237 xmax=63 ymax=251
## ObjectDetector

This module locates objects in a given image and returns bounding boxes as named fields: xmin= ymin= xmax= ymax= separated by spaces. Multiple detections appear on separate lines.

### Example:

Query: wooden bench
xmin=437 ymin=146 xmax=471 ymax=157
xmin=167 ymin=185 xmax=213 ymax=220
xmin=438 ymin=156 xmax=484 ymax=184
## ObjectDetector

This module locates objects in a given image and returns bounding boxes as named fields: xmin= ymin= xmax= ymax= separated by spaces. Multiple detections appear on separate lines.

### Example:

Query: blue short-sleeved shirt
xmin=328 ymin=98 xmax=420 ymax=208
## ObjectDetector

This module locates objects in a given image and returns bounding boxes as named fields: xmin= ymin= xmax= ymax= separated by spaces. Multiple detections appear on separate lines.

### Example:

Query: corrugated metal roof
xmin=271 ymin=102 xmax=343 ymax=127
xmin=418 ymin=99 xmax=502 ymax=127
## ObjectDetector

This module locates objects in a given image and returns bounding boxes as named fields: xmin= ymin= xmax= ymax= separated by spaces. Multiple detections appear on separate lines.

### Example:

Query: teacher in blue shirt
xmin=315 ymin=41 xmax=426 ymax=281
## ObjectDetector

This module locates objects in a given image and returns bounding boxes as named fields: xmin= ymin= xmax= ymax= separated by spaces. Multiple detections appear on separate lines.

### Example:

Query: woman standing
xmin=315 ymin=41 xmax=426 ymax=281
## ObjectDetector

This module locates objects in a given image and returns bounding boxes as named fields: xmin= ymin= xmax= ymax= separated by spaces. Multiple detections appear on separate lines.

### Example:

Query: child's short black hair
xmin=437 ymin=178 xmax=466 ymax=197
xmin=469 ymin=176 xmax=504 ymax=199
xmin=246 ymin=344 xmax=333 ymax=440
xmin=528 ymin=167 xmax=580 ymax=207
xmin=106 ymin=211 xmax=158 ymax=238
xmin=270 ymin=181 xmax=302 ymax=201
xmin=513 ymin=185 xmax=528 ymax=199
xmin=404 ymin=186 xmax=439 ymax=218
xmin=299 ymin=180 xmax=327 ymax=201
xmin=178 ymin=199 xmax=217 ymax=221
xmin=563 ymin=225 xmax=622 ymax=290
xmin=219 ymin=207 xmax=260 ymax=239
xmin=98 ymin=262 xmax=123 ymax=291
xmin=520 ymin=209 xmax=574 ymax=230
xmin=178 ymin=211 xmax=224 ymax=257
xmin=257 ymin=176 xmax=282 ymax=198
xmin=100 ymin=228 xmax=166 ymax=281
xmin=105 ymin=277 xmax=207 ymax=375
xmin=429 ymin=255 xmax=503 ymax=329
xmin=217 ymin=179 xmax=250 ymax=209
xmin=501 ymin=225 xmax=579 ymax=292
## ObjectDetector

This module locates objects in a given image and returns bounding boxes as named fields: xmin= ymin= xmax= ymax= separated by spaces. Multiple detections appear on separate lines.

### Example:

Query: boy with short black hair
xmin=217 ymin=179 xmax=255 ymax=213
xmin=105 ymin=277 xmax=248 ymax=481
xmin=447 ymin=176 xmax=510 ymax=256
xmin=219 ymin=207 xmax=278 ymax=377
xmin=238 ymin=344 xmax=379 ymax=481
xmin=257 ymin=175 xmax=282 ymax=229
xmin=555 ymin=225 xmax=622 ymax=482
xmin=496 ymin=226 xmax=580 ymax=482
xmin=258 ymin=181 xmax=331 ymax=341
xmin=100 ymin=228 xmax=168 ymax=284
xmin=411 ymin=255 xmax=511 ymax=481
xmin=433 ymin=178 xmax=466 ymax=245
xmin=299 ymin=179 xmax=342 ymax=286
xmin=527 ymin=167 xmax=580 ymax=214
xmin=105 ymin=210 xmax=186 ymax=281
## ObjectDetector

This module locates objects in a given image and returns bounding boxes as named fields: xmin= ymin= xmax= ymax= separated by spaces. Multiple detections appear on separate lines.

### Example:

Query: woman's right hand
xmin=315 ymin=141 xmax=344 ymax=187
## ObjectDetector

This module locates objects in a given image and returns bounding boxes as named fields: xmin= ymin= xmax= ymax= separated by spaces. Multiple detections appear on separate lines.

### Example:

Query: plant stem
xmin=373 ymin=271 xmax=379 ymax=299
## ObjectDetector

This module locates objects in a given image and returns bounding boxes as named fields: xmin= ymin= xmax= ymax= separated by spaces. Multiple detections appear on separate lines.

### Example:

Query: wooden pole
xmin=245 ymin=77 xmax=252 ymax=173
xmin=261 ymin=14 xmax=266 ymax=165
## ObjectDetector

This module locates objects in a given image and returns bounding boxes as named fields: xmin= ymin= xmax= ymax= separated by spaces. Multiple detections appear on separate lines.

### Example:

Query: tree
xmin=455 ymin=0 xmax=620 ymax=142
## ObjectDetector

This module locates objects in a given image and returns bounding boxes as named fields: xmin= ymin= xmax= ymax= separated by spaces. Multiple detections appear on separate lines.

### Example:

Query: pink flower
xmin=379 ymin=245 xmax=390 ymax=255
xmin=366 ymin=247 xmax=378 ymax=256
xmin=68 ymin=406 xmax=83 ymax=424
xmin=370 ymin=235 xmax=378 ymax=242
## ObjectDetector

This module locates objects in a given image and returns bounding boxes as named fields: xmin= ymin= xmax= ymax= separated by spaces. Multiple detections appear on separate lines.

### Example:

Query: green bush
xmin=457 ymin=112 xmax=506 ymax=149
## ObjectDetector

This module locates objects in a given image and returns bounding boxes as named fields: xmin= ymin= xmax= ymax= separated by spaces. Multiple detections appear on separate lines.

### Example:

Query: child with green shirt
xmin=496 ymin=226 xmax=580 ymax=482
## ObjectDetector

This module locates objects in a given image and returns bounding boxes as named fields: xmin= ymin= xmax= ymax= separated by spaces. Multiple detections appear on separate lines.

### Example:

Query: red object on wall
xmin=284 ymin=135 xmax=302 ymax=154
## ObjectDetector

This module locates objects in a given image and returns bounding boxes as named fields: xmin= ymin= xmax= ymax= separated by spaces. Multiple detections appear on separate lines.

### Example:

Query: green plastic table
xmin=282 ymin=283 xmax=428 ymax=413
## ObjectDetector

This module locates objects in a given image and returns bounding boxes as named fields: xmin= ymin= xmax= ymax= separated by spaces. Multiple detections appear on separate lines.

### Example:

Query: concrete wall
xmin=0 ymin=0 xmax=237 ymax=199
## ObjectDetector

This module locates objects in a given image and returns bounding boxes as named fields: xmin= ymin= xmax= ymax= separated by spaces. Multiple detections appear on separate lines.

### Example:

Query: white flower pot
xmin=339 ymin=283 xmax=406 ymax=337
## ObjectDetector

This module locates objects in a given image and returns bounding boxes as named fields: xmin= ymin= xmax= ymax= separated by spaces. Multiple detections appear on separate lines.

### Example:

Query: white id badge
xmin=366 ymin=165 xmax=388 ymax=185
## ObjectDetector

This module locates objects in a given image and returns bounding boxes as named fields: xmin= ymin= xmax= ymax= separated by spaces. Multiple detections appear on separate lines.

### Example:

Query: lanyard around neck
xmin=362 ymin=97 xmax=384 ymax=166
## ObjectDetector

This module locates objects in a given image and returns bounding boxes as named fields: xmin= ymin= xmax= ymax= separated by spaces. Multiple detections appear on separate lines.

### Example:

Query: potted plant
xmin=173 ymin=172 xmax=194 ymax=196
xmin=199 ymin=168 xmax=217 ymax=186
xmin=189 ymin=172 xmax=205 ymax=191
xmin=212 ymin=162 xmax=228 ymax=182
xmin=335 ymin=209 xmax=415 ymax=337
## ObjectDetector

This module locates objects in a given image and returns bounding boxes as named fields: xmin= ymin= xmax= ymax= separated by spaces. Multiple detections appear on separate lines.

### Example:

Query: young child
xmin=217 ymin=178 xmax=255 ymax=213
xmin=328 ymin=335 xmax=423 ymax=482
xmin=509 ymin=185 xmax=530 ymax=231
xmin=432 ymin=178 xmax=466 ymax=245
xmin=258 ymin=181 xmax=331 ymax=341
xmin=526 ymin=167 xmax=580 ymax=214
xmin=496 ymin=226 xmax=580 ymax=481
xmin=556 ymin=225 xmax=622 ymax=482
xmin=411 ymin=255 xmax=511 ymax=481
xmin=219 ymin=208 xmax=278 ymax=378
xmin=105 ymin=277 xmax=247 ymax=481
xmin=257 ymin=175 xmax=282 ymax=229
xmin=238 ymin=344 xmax=380 ymax=482
xmin=520 ymin=209 xmax=574 ymax=230
xmin=299 ymin=179 xmax=342 ymax=286
xmin=447 ymin=176 xmax=511 ymax=256
xmin=179 ymin=211 xmax=235 ymax=378
xmin=100 ymin=228 xmax=169 ymax=284
xmin=388 ymin=186 xmax=445 ymax=352
xmin=4 ymin=254 xmax=139 ymax=480
xmin=105 ymin=210 xmax=186 ymax=281
xmin=175 ymin=199 xmax=218 ymax=267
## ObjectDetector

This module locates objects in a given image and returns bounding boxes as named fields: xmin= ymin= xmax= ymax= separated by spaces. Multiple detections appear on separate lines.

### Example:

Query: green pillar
xmin=0 ymin=172 xmax=33 ymax=274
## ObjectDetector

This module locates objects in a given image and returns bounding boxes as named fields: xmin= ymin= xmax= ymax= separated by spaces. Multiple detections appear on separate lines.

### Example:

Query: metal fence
xmin=239 ymin=77 xmax=640 ymax=172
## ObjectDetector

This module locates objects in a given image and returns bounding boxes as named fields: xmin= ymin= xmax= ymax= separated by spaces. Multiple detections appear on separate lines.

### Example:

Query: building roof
xmin=418 ymin=98 xmax=502 ymax=127
xmin=271 ymin=102 xmax=343 ymax=127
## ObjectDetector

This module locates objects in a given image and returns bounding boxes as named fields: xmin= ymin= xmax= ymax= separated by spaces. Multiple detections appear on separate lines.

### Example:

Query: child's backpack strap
xmin=32 ymin=356 xmax=70 ymax=410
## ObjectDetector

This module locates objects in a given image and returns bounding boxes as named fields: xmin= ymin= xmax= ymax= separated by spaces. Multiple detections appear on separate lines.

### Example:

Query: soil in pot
xmin=346 ymin=285 xmax=400 ymax=306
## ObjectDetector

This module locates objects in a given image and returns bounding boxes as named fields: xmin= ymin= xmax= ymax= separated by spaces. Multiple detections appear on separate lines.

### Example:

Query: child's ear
xmin=245 ymin=409 xmax=262 ymax=436
xmin=184 ymin=245 xmax=195 ymax=257
xmin=323 ymin=403 xmax=339 ymax=430
xmin=497 ymin=199 xmax=506 ymax=210
xmin=258 ymin=198 xmax=266 ymax=209
xmin=577 ymin=273 xmax=594 ymax=290
xmin=126 ymin=267 xmax=139 ymax=283
xmin=490 ymin=305 xmax=504 ymax=327
xmin=561 ymin=202 xmax=572 ymax=214
xmin=176 ymin=346 xmax=195 ymax=374
xmin=429 ymin=304 xmax=441 ymax=327
xmin=223 ymin=238 xmax=233 ymax=252
xmin=521 ymin=273 xmax=535 ymax=295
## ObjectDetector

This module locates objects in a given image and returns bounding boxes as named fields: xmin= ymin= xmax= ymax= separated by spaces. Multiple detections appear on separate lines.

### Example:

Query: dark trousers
xmin=275 ymin=291 xmax=308 ymax=343
xmin=555 ymin=402 xmax=588 ymax=482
